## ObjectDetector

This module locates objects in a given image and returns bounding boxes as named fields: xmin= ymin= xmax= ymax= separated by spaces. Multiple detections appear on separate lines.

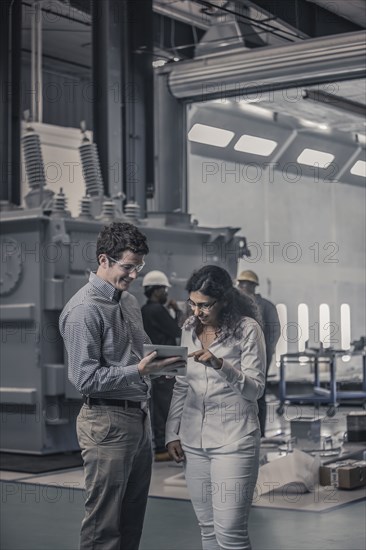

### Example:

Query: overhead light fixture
xmin=194 ymin=9 xmax=266 ymax=58
xmin=297 ymin=148 xmax=335 ymax=168
xmin=188 ymin=123 xmax=234 ymax=147
xmin=350 ymin=160 xmax=366 ymax=177
xmin=238 ymin=103 xmax=273 ymax=119
xmin=152 ymin=59 xmax=167 ymax=68
xmin=238 ymin=98 xmax=262 ymax=104
xmin=300 ymin=118 xmax=318 ymax=127
xmin=210 ymin=97 xmax=261 ymax=106
xmin=299 ymin=118 xmax=329 ymax=131
xmin=303 ymin=89 xmax=366 ymax=117
xmin=356 ymin=133 xmax=366 ymax=146
xmin=234 ymin=135 xmax=277 ymax=156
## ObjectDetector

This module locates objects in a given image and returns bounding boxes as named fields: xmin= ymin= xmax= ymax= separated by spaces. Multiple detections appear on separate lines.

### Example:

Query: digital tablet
xmin=143 ymin=344 xmax=188 ymax=375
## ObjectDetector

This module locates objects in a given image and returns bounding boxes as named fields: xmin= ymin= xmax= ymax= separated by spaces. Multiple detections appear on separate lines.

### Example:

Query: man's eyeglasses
xmin=187 ymin=299 xmax=217 ymax=313
xmin=107 ymin=256 xmax=145 ymax=274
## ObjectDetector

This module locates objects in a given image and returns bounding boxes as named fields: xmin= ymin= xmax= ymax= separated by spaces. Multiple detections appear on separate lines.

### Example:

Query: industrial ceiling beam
xmin=166 ymin=30 xmax=366 ymax=101
xmin=248 ymin=0 xmax=364 ymax=36
xmin=303 ymin=89 xmax=366 ymax=118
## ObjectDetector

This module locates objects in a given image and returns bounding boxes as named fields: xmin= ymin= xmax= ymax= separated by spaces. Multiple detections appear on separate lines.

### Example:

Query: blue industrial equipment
xmin=277 ymin=349 xmax=366 ymax=418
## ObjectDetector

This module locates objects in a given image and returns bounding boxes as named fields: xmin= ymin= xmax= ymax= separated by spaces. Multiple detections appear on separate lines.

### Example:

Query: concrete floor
xmin=1 ymin=399 xmax=365 ymax=550
xmin=1 ymin=484 xmax=365 ymax=550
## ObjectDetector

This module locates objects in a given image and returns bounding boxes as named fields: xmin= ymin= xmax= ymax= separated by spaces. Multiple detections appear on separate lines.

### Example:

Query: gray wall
xmin=21 ymin=54 xmax=92 ymax=129
xmin=187 ymin=153 xmax=366 ymax=352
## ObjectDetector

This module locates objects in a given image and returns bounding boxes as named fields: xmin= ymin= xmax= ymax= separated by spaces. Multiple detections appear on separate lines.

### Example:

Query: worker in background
xmin=141 ymin=270 xmax=182 ymax=461
xmin=236 ymin=270 xmax=281 ymax=437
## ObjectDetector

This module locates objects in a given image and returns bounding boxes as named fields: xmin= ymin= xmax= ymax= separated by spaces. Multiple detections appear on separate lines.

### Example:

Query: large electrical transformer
xmin=0 ymin=133 xmax=248 ymax=454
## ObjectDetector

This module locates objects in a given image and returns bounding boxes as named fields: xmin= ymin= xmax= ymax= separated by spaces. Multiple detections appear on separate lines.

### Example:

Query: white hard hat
xmin=142 ymin=270 xmax=171 ymax=287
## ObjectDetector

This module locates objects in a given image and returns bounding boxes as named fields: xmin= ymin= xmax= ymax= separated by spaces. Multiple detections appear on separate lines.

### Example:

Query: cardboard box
xmin=319 ymin=460 xmax=366 ymax=489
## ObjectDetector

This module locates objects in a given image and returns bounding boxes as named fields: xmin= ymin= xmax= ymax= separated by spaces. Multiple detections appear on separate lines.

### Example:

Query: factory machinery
xmin=0 ymin=125 xmax=249 ymax=455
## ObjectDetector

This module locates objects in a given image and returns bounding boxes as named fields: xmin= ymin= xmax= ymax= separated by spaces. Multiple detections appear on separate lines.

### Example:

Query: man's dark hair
xmin=185 ymin=265 xmax=262 ymax=341
xmin=96 ymin=222 xmax=149 ymax=263
xmin=144 ymin=285 xmax=165 ymax=299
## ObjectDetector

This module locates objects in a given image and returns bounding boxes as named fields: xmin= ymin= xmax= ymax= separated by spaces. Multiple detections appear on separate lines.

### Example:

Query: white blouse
xmin=166 ymin=317 xmax=266 ymax=448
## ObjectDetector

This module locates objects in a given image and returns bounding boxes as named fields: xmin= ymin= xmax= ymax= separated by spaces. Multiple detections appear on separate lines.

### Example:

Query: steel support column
xmin=154 ymin=71 xmax=186 ymax=213
xmin=92 ymin=0 xmax=123 ymax=201
xmin=92 ymin=0 xmax=154 ymax=216
xmin=0 ymin=0 xmax=22 ymax=206
xmin=0 ymin=0 xmax=11 ymax=203
xmin=120 ymin=0 xmax=154 ymax=215
xmin=11 ymin=0 xmax=22 ymax=206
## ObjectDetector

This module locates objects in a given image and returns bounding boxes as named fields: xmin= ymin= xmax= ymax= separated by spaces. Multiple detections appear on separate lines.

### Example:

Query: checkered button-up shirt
xmin=59 ymin=272 xmax=151 ymax=400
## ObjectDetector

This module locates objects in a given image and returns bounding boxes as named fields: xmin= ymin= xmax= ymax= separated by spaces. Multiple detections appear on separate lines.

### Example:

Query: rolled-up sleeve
xmin=217 ymin=319 xmax=266 ymax=401
xmin=165 ymin=331 xmax=189 ymax=445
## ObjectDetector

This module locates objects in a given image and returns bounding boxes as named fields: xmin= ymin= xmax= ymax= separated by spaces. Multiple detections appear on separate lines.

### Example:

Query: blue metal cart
xmin=276 ymin=349 xmax=366 ymax=417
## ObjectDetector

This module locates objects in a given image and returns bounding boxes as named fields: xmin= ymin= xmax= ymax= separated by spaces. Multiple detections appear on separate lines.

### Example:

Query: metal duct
xmin=194 ymin=4 xmax=266 ymax=57
xmin=167 ymin=31 xmax=366 ymax=101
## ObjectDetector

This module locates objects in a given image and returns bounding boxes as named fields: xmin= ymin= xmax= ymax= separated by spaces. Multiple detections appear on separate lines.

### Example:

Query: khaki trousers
xmin=77 ymin=404 xmax=152 ymax=550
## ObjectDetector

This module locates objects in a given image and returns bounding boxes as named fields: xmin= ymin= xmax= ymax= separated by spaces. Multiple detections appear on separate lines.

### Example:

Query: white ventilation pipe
xmin=31 ymin=0 xmax=43 ymax=122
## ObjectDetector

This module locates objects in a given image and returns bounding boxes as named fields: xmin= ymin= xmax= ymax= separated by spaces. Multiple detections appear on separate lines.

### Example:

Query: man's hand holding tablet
xmin=139 ymin=345 xmax=188 ymax=376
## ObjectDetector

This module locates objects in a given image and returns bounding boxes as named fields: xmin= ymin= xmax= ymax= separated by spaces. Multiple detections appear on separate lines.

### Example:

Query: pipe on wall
xmin=31 ymin=0 xmax=43 ymax=123
xmin=167 ymin=31 xmax=366 ymax=101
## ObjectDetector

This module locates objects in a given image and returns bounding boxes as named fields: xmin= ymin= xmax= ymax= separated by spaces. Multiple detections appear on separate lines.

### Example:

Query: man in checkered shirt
xmin=59 ymin=222 xmax=185 ymax=550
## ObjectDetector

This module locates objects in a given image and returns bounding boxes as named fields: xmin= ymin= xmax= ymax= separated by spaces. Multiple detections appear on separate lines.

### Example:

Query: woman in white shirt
xmin=166 ymin=265 xmax=266 ymax=550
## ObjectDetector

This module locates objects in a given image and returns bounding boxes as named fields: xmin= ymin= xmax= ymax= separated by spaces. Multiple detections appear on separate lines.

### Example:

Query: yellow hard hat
xmin=236 ymin=270 xmax=259 ymax=285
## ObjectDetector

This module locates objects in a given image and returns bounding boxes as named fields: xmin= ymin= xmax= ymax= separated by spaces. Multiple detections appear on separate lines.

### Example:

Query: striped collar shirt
xmin=59 ymin=272 xmax=151 ymax=401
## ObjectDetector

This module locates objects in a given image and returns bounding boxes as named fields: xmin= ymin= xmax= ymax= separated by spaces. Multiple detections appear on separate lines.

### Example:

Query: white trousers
xmin=183 ymin=431 xmax=260 ymax=550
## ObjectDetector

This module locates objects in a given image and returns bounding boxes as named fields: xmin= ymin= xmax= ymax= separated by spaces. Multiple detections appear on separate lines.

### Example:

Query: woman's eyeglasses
xmin=186 ymin=299 xmax=217 ymax=313
xmin=107 ymin=256 xmax=145 ymax=274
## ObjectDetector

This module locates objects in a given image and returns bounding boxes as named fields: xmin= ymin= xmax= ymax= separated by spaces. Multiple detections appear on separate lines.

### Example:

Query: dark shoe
xmin=154 ymin=451 xmax=173 ymax=462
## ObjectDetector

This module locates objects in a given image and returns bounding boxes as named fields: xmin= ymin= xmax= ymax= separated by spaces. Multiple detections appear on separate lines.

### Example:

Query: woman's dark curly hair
xmin=185 ymin=265 xmax=262 ymax=341
xmin=96 ymin=222 xmax=149 ymax=263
